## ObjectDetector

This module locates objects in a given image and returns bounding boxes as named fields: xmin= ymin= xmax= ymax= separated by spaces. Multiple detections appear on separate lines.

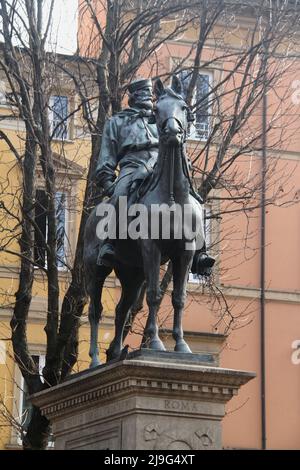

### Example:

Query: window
xmin=34 ymin=189 xmax=67 ymax=268
xmin=34 ymin=189 xmax=47 ymax=267
xmin=49 ymin=95 xmax=69 ymax=140
xmin=18 ymin=355 xmax=54 ymax=447
xmin=179 ymin=70 xmax=212 ymax=141
xmin=19 ymin=355 xmax=45 ymax=434
xmin=189 ymin=205 xmax=212 ymax=283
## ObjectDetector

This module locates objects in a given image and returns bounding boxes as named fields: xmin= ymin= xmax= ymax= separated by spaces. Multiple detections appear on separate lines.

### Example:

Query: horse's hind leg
xmin=107 ymin=267 xmax=144 ymax=362
xmin=171 ymin=253 xmax=194 ymax=353
xmin=122 ymin=281 xmax=146 ymax=342
xmin=87 ymin=272 xmax=107 ymax=368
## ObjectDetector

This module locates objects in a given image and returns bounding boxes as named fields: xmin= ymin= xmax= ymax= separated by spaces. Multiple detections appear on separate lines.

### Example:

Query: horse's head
xmin=152 ymin=75 xmax=193 ymax=146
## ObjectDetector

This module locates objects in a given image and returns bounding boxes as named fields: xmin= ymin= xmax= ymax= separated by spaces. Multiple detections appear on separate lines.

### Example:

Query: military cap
xmin=128 ymin=78 xmax=152 ymax=94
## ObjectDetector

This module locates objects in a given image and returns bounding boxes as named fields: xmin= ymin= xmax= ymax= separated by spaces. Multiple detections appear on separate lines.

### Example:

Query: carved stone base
xmin=31 ymin=350 xmax=255 ymax=450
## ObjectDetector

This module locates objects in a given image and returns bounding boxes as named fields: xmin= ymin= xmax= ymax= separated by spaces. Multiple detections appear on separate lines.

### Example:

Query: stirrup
xmin=191 ymin=252 xmax=215 ymax=276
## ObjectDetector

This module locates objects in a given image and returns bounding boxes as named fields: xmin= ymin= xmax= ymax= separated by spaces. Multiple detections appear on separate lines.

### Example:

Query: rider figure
xmin=95 ymin=77 xmax=215 ymax=274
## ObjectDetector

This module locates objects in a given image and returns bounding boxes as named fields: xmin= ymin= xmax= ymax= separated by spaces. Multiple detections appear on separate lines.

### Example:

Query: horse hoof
xmin=149 ymin=338 xmax=166 ymax=351
xmin=106 ymin=348 xmax=121 ymax=362
xmin=174 ymin=341 xmax=192 ymax=353
xmin=89 ymin=358 xmax=101 ymax=368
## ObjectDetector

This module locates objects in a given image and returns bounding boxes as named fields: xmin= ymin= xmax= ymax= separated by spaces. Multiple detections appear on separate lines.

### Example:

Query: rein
xmin=140 ymin=93 xmax=200 ymax=203
xmin=169 ymin=146 xmax=175 ymax=204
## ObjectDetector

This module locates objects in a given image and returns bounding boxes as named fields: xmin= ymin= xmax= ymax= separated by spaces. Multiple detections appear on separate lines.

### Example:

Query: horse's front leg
xmin=87 ymin=279 xmax=104 ymax=368
xmin=141 ymin=240 xmax=165 ymax=351
xmin=171 ymin=250 xmax=194 ymax=353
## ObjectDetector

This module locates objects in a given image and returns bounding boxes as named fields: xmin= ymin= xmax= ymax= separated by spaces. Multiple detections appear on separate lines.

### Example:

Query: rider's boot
xmin=97 ymin=240 xmax=115 ymax=267
xmin=191 ymin=250 xmax=215 ymax=276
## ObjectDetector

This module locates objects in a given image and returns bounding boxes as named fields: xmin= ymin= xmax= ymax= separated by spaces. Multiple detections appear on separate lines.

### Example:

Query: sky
xmin=44 ymin=0 xmax=78 ymax=55
xmin=0 ymin=0 xmax=78 ymax=55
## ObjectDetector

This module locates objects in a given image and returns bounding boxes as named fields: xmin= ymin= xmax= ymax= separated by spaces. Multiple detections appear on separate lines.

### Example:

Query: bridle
xmin=159 ymin=116 xmax=186 ymax=144
xmin=147 ymin=92 xmax=196 ymax=204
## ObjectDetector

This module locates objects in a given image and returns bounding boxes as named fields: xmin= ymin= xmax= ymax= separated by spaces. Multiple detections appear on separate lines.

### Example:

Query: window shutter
xmin=50 ymin=95 xmax=68 ymax=139
xmin=179 ymin=70 xmax=192 ymax=100
xmin=34 ymin=190 xmax=48 ymax=268
xmin=195 ymin=74 xmax=210 ymax=139
xmin=55 ymin=192 xmax=66 ymax=268
xmin=178 ymin=70 xmax=211 ymax=140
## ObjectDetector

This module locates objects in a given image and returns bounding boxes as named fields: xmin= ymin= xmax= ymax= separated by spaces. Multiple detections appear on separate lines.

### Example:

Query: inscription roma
xmin=164 ymin=399 xmax=198 ymax=412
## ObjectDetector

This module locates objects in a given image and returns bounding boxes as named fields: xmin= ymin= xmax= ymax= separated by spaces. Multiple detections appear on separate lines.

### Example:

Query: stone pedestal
xmin=31 ymin=350 xmax=255 ymax=450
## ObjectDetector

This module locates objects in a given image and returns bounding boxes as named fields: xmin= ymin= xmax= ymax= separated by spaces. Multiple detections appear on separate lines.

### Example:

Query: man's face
xmin=133 ymin=86 xmax=153 ymax=110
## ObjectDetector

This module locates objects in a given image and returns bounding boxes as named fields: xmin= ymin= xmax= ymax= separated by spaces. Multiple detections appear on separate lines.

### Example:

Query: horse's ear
xmin=171 ymin=75 xmax=183 ymax=95
xmin=154 ymin=78 xmax=165 ymax=98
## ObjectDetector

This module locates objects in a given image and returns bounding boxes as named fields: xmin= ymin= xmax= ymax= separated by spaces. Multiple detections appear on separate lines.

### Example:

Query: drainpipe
xmin=260 ymin=41 xmax=267 ymax=451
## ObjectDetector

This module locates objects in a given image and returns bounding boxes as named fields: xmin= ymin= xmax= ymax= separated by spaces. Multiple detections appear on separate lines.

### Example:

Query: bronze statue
xmin=84 ymin=76 xmax=215 ymax=367
xmin=95 ymin=78 xmax=158 ymax=267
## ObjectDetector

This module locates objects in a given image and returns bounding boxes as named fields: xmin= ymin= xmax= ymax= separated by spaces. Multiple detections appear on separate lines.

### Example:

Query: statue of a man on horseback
xmin=95 ymin=78 xmax=158 ymax=267
xmin=95 ymin=77 xmax=214 ymax=274
xmin=84 ymin=75 xmax=215 ymax=367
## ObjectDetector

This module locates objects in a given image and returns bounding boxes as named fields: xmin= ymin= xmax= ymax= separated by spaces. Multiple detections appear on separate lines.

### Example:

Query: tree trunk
xmin=23 ymin=406 xmax=50 ymax=451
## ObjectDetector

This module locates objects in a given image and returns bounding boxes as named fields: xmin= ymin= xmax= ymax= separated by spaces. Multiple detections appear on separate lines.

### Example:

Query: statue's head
xmin=128 ymin=78 xmax=153 ymax=111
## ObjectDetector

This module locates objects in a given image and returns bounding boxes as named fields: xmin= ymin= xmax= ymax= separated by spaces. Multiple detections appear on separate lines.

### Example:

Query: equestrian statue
xmin=84 ymin=76 xmax=215 ymax=367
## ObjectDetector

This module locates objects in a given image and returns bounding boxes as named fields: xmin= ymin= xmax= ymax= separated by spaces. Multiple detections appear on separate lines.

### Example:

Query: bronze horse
xmin=84 ymin=76 xmax=205 ymax=367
